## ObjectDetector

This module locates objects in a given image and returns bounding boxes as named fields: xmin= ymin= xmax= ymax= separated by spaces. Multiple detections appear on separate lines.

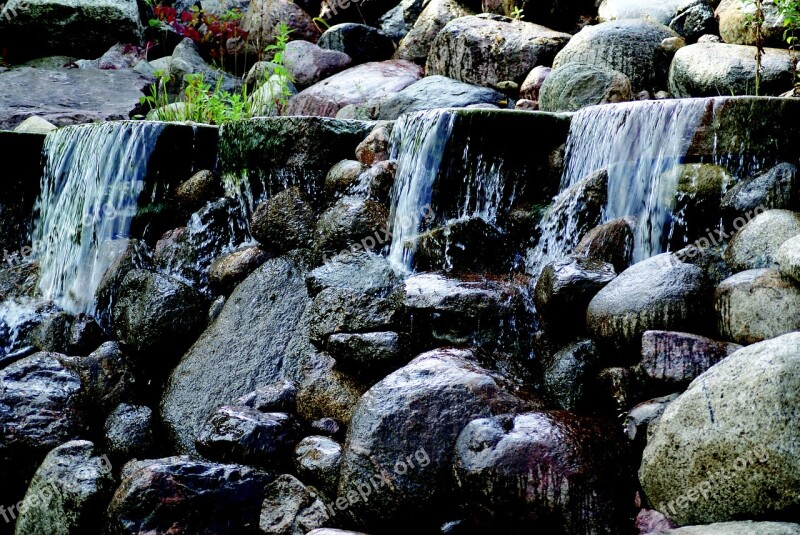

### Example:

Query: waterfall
xmin=528 ymin=99 xmax=708 ymax=274
xmin=386 ymin=109 xmax=456 ymax=273
xmin=32 ymin=122 xmax=165 ymax=315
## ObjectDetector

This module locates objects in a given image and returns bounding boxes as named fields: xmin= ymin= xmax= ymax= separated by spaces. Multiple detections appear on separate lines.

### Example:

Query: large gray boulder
xmin=426 ymin=14 xmax=572 ymax=88
xmin=336 ymin=348 xmax=536 ymax=531
xmin=777 ymin=234 xmax=800 ymax=283
xmin=715 ymin=269 xmax=800 ymax=344
xmin=669 ymin=43 xmax=794 ymax=97
xmin=724 ymin=209 xmax=800 ymax=272
xmin=539 ymin=62 xmax=632 ymax=112
xmin=0 ymin=67 xmax=152 ymax=130
xmin=14 ymin=441 xmax=114 ymax=535
xmin=375 ymin=75 xmax=507 ymax=119
xmin=587 ymin=253 xmax=710 ymax=354
xmin=552 ymin=19 xmax=680 ymax=92
xmin=640 ymin=333 xmax=800 ymax=525
xmin=0 ymin=0 xmax=142 ymax=59
xmin=716 ymin=0 xmax=786 ymax=46
xmin=283 ymin=40 xmax=353 ymax=88
xmin=394 ymin=0 xmax=474 ymax=64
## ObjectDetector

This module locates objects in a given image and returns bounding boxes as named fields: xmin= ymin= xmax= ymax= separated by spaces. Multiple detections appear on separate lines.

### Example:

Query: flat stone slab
xmin=0 ymin=67 xmax=152 ymax=130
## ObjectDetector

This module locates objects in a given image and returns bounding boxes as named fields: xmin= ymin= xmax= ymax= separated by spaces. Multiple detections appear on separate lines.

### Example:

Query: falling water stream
xmin=33 ymin=121 xmax=165 ymax=314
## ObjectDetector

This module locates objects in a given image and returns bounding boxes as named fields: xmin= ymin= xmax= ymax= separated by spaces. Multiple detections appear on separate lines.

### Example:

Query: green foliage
xmin=312 ymin=16 xmax=331 ymax=31
xmin=510 ymin=5 xmax=524 ymax=21
xmin=742 ymin=0 xmax=766 ymax=95
xmin=138 ymin=23 xmax=295 ymax=125
xmin=777 ymin=0 xmax=800 ymax=87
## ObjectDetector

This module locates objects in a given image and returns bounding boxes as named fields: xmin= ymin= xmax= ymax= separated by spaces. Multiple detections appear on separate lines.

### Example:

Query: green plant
xmin=312 ymin=16 xmax=331 ymax=32
xmin=258 ymin=22 xmax=295 ymax=112
xmin=743 ymin=0 xmax=766 ymax=95
xmin=777 ymin=0 xmax=800 ymax=88
xmin=510 ymin=5 xmax=524 ymax=21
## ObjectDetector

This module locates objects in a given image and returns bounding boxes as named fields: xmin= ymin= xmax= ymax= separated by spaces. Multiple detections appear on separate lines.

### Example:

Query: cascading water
xmin=386 ymin=109 xmax=456 ymax=273
xmin=527 ymin=99 xmax=709 ymax=274
xmin=32 ymin=121 xmax=165 ymax=314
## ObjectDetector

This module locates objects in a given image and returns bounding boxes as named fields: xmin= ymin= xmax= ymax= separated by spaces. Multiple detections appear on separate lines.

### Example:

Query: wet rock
xmin=777 ymin=235 xmax=800 ymax=283
xmin=637 ymin=331 xmax=742 ymax=391
xmin=284 ymin=40 xmax=353 ymax=88
xmin=721 ymin=163 xmax=799 ymax=215
xmin=574 ymin=217 xmax=635 ymax=273
xmin=111 ymin=269 xmax=207 ymax=358
xmin=0 ymin=353 xmax=83 ymax=467
xmin=294 ymin=350 xmax=366 ymax=424
xmin=624 ymin=393 xmax=679 ymax=449
xmin=355 ymin=123 xmax=393 ymax=166
xmin=104 ymin=404 xmax=155 ymax=460
xmin=552 ymin=19 xmax=680 ymax=92
xmin=108 ymin=457 xmax=272 ymax=534
xmin=355 ymin=160 xmax=396 ymax=203
xmin=520 ymin=65 xmax=551 ymax=101
xmin=542 ymin=339 xmax=604 ymax=411
xmin=587 ymin=254 xmax=710 ymax=355
xmin=260 ymin=474 xmax=331 ymax=535
xmin=14 ymin=440 xmax=114 ymax=535
xmin=306 ymin=251 xmax=400 ymax=297
xmin=724 ymin=209 xmax=800 ymax=271
xmin=0 ymin=67 xmax=153 ymax=130
xmin=318 ymin=24 xmax=395 ymax=65
xmin=668 ymin=43 xmax=794 ymax=97
xmin=0 ymin=0 xmax=142 ymax=59
xmin=209 ymin=246 xmax=271 ymax=294
xmin=715 ymin=268 xmax=800 ymax=344
xmin=675 ymin=244 xmax=733 ymax=287
xmin=242 ymin=0 xmax=320 ymax=55
xmin=314 ymin=196 xmax=389 ymax=256
xmin=235 ymin=381 xmax=299 ymax=413
xmin=161 ymin=253 xmax=315 ymax=454
xmin=67 ymin=314 xmax=106 ymax=356
xmin=250 ymin=187 xmax=316 ymax=254
xmin=29 ymin=311 xmax=71 ymax=354
xmin=326 ymin=160 xmax=369 ymax=198
xmin=326 ymin=331 xmax=406 ymax=373
xmin=534 ymin=256 xmax=616 ymax=338
xmin=63 ymin=342 xmax=135 ymax=421
xmin=658 ymin=521 xmax=800 ymax=534
xmin=669 ymin=0 xmax=716 ymax=42
xmin=310 ymin=418 xmax=343 ymax=439
xmin=426 ymin=14 xmax=572 ymax=88
xmin=286 ymin=60 xmax=423 ymax=117
xmin=294 ymin=435 xmax=342 ymax=495
xmin=379 ymin=0 xmax=426 ymax=41
xmin=375 ymin=76 xmax=507 ymax=119
xmin=394 ymin=0 xmax=474 ymax=64
xmin=639 ymin=332 xmax=800 ymax=525
xmin=453 ymin=411 xmax=633 ymax=534
xmin=412 ymin=217 xmax=508 ymax=272
xmin=337 ymin=348 xmax=535 ymax=531
xmin=403 ymin=273 xmax=531 ymax=356
xmin=539 ymin=63 xmax=633 ymax=112
xmin=309 ymin=286 xmax=403 ymax=343
xmin=716 ymin=0 xmax=785 ymax=46
xmin=596 ymin=366 xmax=634 ymax=415
xmin=174 ymin=170 xmax=222 ymax=212
xmin=196 ymin=406 xmax=300 ymax=467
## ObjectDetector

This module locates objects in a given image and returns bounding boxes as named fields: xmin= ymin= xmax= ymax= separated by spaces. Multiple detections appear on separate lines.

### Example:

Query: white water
xmin=528 ymin=99 xmax=708 ymax=274
xmin=33 ymin=122 xmax=165 ymax=315
xmin=386 ymin=109 xmax=456 ymax=273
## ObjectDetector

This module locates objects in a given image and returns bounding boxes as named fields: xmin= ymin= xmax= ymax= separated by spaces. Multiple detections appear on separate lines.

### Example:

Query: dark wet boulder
xmin=426 ymin=14 xmax=572 ymax=88
xmin=309 ymin=286 xmax=404 ymax=344
xmin=542 ymin=339 xmax=604 ymax=411
xmin=668 ymin=0 xmax=716 ymax=42
xmin=61 ymin=341 xmax=135 ymax=419
xmin=637 ymin=330 xmax=741 ymax=392
xmin=196 ymin=406 xmax=300 ymax=468
xmin=587 ymin=254 xmax=710 ymax=355
xmin=104 ymin=404 xmax=156 ymax=460
xmin=355 ymin=123 xmax=393 ymax=167
xmin=318 ymin=24 xmax=395 ymax=65
xmin=573 ymin=217 xmax=635 ymax=273
xmin=66 ymin=314 xmax=106 ymax=356
xmin=336 ymin=348 xmax=536 ymax=531
xmin=251 ymin=187 xmax=316 ymax=254
xmin=715 ymin=268 xmax=800 ymax=344
xmin=325 ymin=160 xmax=369 ymax=198
xmin=453 ymin=411 xmax=633 ymax=534
xmin=624 ymin=393 xmax=679 ymax=452
xmin=13 ymin=440 xmax=114 ymax=535
xmin=313 ymin=196 xmax=389 ymax=258
xmin=235 ymin=381 xmax=299 ymax=413
xmin=306 ymin=251 xmax=400 ymax=298
xmin=260 ymin=474 xmax=331 ymax=535
xmin=354 ymin=160 xmax=397 ymax=204
xmin=534 ymin=255 xmax=616 ymax=338
xmin=326 ymin=331 xmax=407 ymax=374
xmin=411 ymin=217 xmax=508 ymax=273
xmin=294 ymin=435 xmax=343 ymax=495
xmin=721 ymin=163 xmax=799 ymax=215
xmin=209 ymin=246 xmax=271 ymax=294
xmin=107 ymin=457 xmax=273 ymax=534
xmin=111 ymin=269 xmax=207 ymax=358
xmin=174 ymin=170 xmax=222 ymax=212
xmin=552 ymin=19 xmax=680 ymax=92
